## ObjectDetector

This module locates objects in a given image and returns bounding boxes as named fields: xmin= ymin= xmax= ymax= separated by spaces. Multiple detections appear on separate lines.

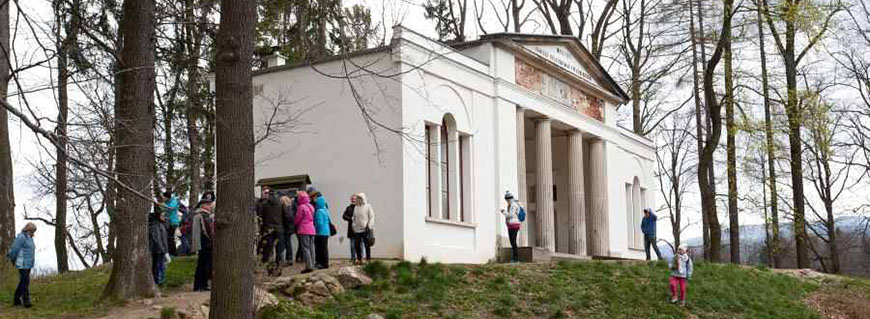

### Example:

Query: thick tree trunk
xmin=724 ymin=13 xmax=739 ymax=264
xmin=55 ymin=5 xmax=70 ymax=273
xmin=103 ymin=0 xmax=157 ymax=300
xmin=755 ymin=0 xmax=780 ymax=268
xmin=0 ymin=0 xmax=14 ymax=264
xmin=209 ymin=0 xmax=257 ymax=317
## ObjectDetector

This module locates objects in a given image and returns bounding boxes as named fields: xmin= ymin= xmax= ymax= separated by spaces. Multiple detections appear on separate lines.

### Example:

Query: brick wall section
xmin=515 ymin=58 xmax=604 ymax=122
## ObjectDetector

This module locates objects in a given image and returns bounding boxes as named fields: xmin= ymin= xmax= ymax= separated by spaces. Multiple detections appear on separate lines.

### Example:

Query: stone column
xmin=535 ymin=118 xmax=555 ymax=252
xmin=587 ymin=138 xmax=610 ymax=256
xmin=567 ymin=130 xmax=587 ymax=256
xmin=516 ymin=107 xmax=529 ymax=246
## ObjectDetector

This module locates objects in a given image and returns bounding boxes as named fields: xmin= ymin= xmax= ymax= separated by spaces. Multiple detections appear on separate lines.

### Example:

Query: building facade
xmin=251 ymin=26 xmax=656 ymax=263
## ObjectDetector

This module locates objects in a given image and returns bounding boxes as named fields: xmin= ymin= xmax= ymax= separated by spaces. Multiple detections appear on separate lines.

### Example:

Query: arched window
xmin=424 ymin=114 xmax=471 ymax=223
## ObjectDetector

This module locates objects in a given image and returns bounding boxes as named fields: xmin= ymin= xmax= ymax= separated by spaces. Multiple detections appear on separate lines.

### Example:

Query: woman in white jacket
xmin=352 ymin=193 xmax=375 ymax=265
xmin=499 ymin=191 xmax=522 ymax=263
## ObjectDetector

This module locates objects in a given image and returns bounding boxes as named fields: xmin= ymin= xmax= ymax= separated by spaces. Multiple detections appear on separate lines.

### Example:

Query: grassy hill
xmin=263 ymin=260 xmax=870 ymax=319
xmin=1 ymin=257 xmax=869 ymax=319
xmin=0 ymin=256 xmax=197 ymax=319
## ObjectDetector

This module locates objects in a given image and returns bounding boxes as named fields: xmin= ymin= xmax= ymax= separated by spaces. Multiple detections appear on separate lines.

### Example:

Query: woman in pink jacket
xmin=294 ymin=191 xmax=316 ymax=273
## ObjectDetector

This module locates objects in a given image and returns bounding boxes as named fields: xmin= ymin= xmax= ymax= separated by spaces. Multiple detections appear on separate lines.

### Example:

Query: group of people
xmin=256 ymin=186 xmax=376 ymax=274
xmin=148 ymin=190 xmax=216 ymax=291
xmin=498 ymin=191 xmax=694 ymax=307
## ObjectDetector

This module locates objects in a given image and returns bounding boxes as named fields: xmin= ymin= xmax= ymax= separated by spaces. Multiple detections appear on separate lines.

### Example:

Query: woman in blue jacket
xmin=7 ymin=222 xmax=36 ymax=308
xmin=313 ymin=196 xmax=332 ymax=269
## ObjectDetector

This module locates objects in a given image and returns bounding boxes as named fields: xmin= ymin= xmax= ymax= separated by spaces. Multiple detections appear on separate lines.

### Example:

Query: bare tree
xmin=759 ymin=0 xmax=842 ymax=269
xmin=209 ymin=0 xmax=257 ymax=317
xmin=698 ymin=0 xmax=734 ymax=263
xmin=723 ymin=0 xmax=738 ymax=264
xmin=803 ymin=91 xmax=854 ymax=274
xmin=754 ymin=0 xmax=782 ymax=267
xmin=656 ymin=110 xmax=695 ymax=250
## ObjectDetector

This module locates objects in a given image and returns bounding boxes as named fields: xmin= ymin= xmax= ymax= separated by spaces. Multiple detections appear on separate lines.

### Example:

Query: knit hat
xmin=504 ymin=190 xmax=514 ymax=200
xmin=307 ymin=186 xmax=321 ymax=198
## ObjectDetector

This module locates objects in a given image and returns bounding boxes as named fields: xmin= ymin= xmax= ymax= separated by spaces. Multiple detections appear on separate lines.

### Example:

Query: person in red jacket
xmin=294 ymin=191 xmax=316 ymax=273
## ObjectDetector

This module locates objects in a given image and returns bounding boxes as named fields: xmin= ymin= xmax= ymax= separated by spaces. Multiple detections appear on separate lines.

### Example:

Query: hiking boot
xmin=679 ymin=300 xmax=686 ymax=307
xmin=670 ymin=298 xmax=678 ymax=304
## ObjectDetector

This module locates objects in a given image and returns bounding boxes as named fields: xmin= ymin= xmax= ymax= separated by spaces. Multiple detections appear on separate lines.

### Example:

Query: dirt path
xmin=95 ymin=260 xmax=357 ymax=319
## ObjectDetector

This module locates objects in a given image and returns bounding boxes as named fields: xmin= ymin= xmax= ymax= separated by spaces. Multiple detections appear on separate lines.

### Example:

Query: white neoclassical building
xmin=251 ymin=26 xmax=656 ymax=263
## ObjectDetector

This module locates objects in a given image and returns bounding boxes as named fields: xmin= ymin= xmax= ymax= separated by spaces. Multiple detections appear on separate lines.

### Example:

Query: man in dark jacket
xmin=641 ymin=208 xmax=663 ymax=260
xmin=148 ymin=210 xmax=169 ymax=285
xmin=257 ymin=186 xmax=285 ymax=264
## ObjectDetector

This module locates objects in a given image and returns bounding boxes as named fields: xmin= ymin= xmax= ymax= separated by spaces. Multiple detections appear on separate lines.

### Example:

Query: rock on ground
xmin=336 ymin=266 xmax=373 ymax=289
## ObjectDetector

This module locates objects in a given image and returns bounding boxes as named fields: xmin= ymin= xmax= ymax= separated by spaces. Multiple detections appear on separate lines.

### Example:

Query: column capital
xmin=533 ymin=116 xmax=551 ymax=123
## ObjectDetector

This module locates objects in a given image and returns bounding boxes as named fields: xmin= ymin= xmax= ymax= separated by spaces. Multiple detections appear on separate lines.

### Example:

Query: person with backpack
xmin=313 ymin=195 xmax=333 ymax=269
xmin=192 ymin=192 xmax=216 ymax=291
xmin=342 ymin=194 xmax=357 ymax=262
xmin=161 ymin=190 xmax=181 ymax=256
xmin=499 ymin=190 xmax=524 ymax=263
xmin=294 ymin=191 xmax=317 ymax=273
xmin=148 ymin=210 xmax=169 ymax=285
xmin=669 ymin=245 xmax=693 ymax=306
xmin=7 ymin=222 xmax=36 ymax=308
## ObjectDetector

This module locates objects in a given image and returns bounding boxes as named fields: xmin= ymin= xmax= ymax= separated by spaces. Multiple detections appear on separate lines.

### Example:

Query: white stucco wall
xmin=395 ymin=28 xmax=505 ymax=264
xmin=252 ymin=51 xmax=404 ymax=260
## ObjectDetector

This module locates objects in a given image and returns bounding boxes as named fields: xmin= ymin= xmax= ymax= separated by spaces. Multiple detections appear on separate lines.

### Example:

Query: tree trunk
xmin=724 ymin=9 xmax=739 ymax=264
xmin=0 ymin=0 xmax=14 ymax=265
xmin=755 ymin=0 xmax=780 ymax=268
xmin=54 ymin=1 xmax=70 ymax=273
xmin=210 ymin=0 xmax=257 ymax=317
xmin=185 ymin=0 xmax=203 ymax=207
xmin=699 ymin=0 xmax=732 ymax=264
xmin=203 ymin=101 xmax=215 ymax=192
xmin=784 ymin=38 xmax=810 ymax=269
xmin=162 ymin=99 xmax=174 ymax=191
xmin=103 ymin=0 xmax=157 ymax=300
xmin=688 ymin=0 xmax=710 ymax=261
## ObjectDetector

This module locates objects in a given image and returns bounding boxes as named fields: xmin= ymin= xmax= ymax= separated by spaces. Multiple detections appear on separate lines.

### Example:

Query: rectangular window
xmin=441 ymin=125 xmax=449 ymax=220
xmin=625 ymin=183 xmax=635 ymax=247
xmin=425 ymin=126 xmax=432 ymax=218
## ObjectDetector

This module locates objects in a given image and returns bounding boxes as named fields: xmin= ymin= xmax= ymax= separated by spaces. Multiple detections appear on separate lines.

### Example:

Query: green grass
xmin=261 ymin=260 xmax=852 ymax=319
xmin=0 ymin=256 xmax=197 ymax=319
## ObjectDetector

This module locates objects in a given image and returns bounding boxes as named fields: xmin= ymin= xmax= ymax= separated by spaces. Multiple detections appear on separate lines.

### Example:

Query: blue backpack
xmin=518 ymin=205 xmax=526 ymax=222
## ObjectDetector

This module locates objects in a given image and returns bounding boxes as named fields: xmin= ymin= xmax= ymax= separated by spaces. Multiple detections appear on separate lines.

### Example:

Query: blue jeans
xmin=13 ymin=269 xmax=30 ymax=306
xmin=152 ymin=253 xmax=166 ymax=285
xmin=349 ymin=236 xmax=357 ymax=261
xmin=282 ymin=233 xmax=294 ymax=263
